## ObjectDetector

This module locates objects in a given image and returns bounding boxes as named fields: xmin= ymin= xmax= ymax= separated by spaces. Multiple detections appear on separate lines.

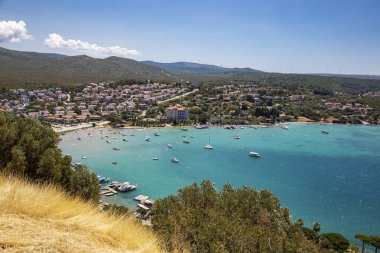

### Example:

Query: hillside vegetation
xmin=0 ymin=175 xmax=161 ymax=253
xmin=0 ymin=47 xmax=175 ymax=87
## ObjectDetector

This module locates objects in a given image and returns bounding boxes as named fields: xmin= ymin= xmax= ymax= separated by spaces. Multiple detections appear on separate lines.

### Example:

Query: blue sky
xmin=0 ymin=0 xmax=379 ymax=75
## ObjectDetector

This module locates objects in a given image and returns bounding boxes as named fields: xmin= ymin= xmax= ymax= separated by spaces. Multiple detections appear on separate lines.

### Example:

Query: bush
xmin=0 ymin=113 xmax=100 ymax=202
xmin=152 ymin=180 xmax=319 ymax=253
xmin=320 ymin=233 xmax=350 ymax=252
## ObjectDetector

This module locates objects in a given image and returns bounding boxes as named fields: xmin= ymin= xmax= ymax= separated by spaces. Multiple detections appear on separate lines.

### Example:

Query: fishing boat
xmin=145 ymin=136 xmax=150 ymax=142
xmin=249 ymin=152 xmax=260 ymax=158
xmin=204 ymin=136 xmax=213 ymax=149
xmin=321 ymin=130 xmax=329 ymax=134
xmin=171 ymin=157 xmax=180 ymax=163
xmin=183 ymin=139 xmax=190 ymax=144
xmin=113 ymin=147 xmax=120 ymax=150
xmin=167 ymin=144 xmax=173 ymax=148
xmin=112 ymin=161 xmax=117 ymax=164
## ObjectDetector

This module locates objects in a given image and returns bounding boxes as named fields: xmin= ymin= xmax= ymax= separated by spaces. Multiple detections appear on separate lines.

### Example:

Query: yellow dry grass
xmin=0 ymin=175 xmax=163 ymax=253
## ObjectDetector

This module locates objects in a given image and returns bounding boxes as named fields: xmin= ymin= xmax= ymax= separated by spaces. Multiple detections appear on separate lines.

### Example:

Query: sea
xmin=59 ymin=123 xmax=380 ymax=244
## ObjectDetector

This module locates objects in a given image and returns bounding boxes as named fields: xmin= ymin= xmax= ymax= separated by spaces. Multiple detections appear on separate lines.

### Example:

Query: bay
xmin=59 ymin=123 xmax=380 ymax=244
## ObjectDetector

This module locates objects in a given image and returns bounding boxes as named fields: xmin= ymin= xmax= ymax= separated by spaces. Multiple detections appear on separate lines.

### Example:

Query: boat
xmin=106 ymin=140 xmax=111 ymax=143
xmin=101 ymin=136 xmax=104 ymax=139
xmin=154 ymin=132 xmax=160 ymax=136
xmin=97 ymin=176 xmax=110 ymax=183
xmin=240 ymin=126 xmax=244 ymax=129
xmin=122 ymin=138 xmax=128 ymax=142
xmin=113 ymin=147 xmax=120 ymax=150
xmin=249 ymin=152 xmax=260 ymax=158
xmin=195 ymin=124 xmax=209 ymax=129
xmin=117 ymin=183 xmax=137 ymax=192
xmin=82 ymin=156 xmax=87 ymax=159
xmin=145 ymin=136 xmax=150 ymax=142
xmin=152 ymin=157 xmax=159 ymax=160
xmin=112 ymin=161 xmax=117 ymax=164
xmin=171 ymin=157 xmax=180 ymax=163
xmin=130 ymin=134 xmax=135 ymax=136
xmin=234 ymin=135 xmax=240 ymax=139
xmin=105 ymin=193 xmax=115 ymax=196
xmin=183 ymin=139 xmax=190 ymax=144
xmin=137 ymin=203 xmax=150 ymax=210
xmin=181 ymin=128 xmax=188 ymax=131
xmin=190 ymin=135 xmax=194 ymax=138
xmin=142 ymin=199 xmax=154 ymax=207
xmin=167 ymin=144 xmax=173 ymax=148
xmin=77 ymin=137 xmax=81 ymax=140
xmin=279 ymin=125 xmax=289 ymax=130
xmin=321 ymin=130 xmax=329 ymax=134
xmin=204 ymin=136 xmax=213 ymax=149
xmin=134 ymin=195 xmax=150 ymax=201
xmin=74 ymin=162 xmax=82 ymax=166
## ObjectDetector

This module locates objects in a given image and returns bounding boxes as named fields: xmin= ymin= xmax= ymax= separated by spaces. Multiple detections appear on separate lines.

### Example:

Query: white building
xmin=166 ymin=105 xmax=189 ymax=122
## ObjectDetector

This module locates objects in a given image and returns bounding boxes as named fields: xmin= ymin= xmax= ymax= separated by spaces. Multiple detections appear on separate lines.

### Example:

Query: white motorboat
xmin=154 ymin=132 xmax=160 ymax=136
xmin=152 ymin=157 xmax=159 ymax=160
xmin=183 ymin=139 xmax=190 ymax=144
xmin=167 ymin=144 xmax=173 ymax=148
xmin=279 ymin=125 xmax=289 ymax=130
xmin=234 ymin=135 xmax=240 ymax=139
xmin=145 ymin=136 xmax=150 ymax=142
xmin=112 ymin=161 xmax=117 ymax=164
xmin=171 ymin=157 xmax=180 ymax=163
xmin=113 ymin=147 xmax=120 ymax=151
xmin=82 ymin=156 xmax=87 ymax=159
xmin=249 ymin=152 xmax=260 ymax=158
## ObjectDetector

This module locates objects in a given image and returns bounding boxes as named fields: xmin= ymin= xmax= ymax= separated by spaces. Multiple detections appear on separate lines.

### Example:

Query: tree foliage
xmin=0 ymin=113 xmax=99 ymax=202
xmin=152 ymin=180 xmax=319 ymax=253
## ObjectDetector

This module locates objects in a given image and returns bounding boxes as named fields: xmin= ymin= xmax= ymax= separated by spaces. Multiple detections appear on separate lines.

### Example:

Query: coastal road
xmin=157 ymin=89 xmax=199 ymax=104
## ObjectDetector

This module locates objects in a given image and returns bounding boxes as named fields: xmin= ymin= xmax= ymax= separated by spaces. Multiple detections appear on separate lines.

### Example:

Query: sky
xmin=0 ymin=0 xmax=380 ymax=75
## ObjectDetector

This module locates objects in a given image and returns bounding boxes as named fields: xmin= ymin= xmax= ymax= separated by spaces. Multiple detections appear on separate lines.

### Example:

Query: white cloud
xmin=44 ymin=33 xmax=141 ymax=57
xmin=0 ymin=20 xmax=32 ymax=43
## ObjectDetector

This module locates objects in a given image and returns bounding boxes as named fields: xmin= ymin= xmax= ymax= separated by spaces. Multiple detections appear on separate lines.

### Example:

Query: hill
xmin=0 ymin=47 xmax=175 ymax=87
xmin=0 ymin=175 xmax=161 ymax=253
xmin=142 ymin=60 xmax=262 ymax=76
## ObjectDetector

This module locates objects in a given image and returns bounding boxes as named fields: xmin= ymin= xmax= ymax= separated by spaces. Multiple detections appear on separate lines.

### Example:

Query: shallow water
xmin=60 ymin=124 xmax=380 ymax=243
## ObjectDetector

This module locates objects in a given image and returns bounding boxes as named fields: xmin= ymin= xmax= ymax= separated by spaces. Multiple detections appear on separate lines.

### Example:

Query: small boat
xmin=101 ymin=136 xmax=104 ymax=139
xmin=321 ymin=130 xmax=329 ymax=134
xmin=234 ymin=135 xmax=240 ymax=139
xmin=77 ymin=137 xmax=81 ymax=140
xmin=154 ymin=132 xmax=160 ymax=136
xmin=113 ymin=147 xmax=120 ymax=150
xmin=167 ymin=144 xmax=173 ymax=148
xmin=152 ymin=157 xmax=159 ymax=160
xmin=82 ymin=156 xmax=87 ymax=159
xmin=134 ymin=195 xmax=150 ymax=201
xmin=171 ymin=157 xmax=180 ymax=163
xmin=112 ymin=161 xmax=117 ymax=164
xmin=137 ymin=203 xmax=150 ymax=210
xmin=249 ymin=152 xmax=260 ymax=158
xmin=106 ymin=140 xmax=111 ymax=143
xmin=240 ymin=126 xmax=244 ymax=129
xmin=122 ymin=138 xmax=128 ymax=142
xmin=111 ymin=137 xmax=116 ymax=139
xmin=130 ymin=134 xmax=135 ymax=136
xmin=105 ymin=193 xmax=115 ymax=196
xmin=183 ymin=139 xmax=190 ymax=144
xmin=190 ymin=135 xmax=194 ymax=138
xmin=181 ymin=128 xmax=188 ymax=131
xmin=116 ymin=182 xmax=137 ymax=192
xmin=204 ymin=136 xmax=213 ymax=149
xmin=142 ymin=199 xmax=154 ymax=207
xmin=145 ymin=136 xmax=150 ymax=142
xmin=279 ymin=125 xmax=289 ymax=130
xmin=98 ymin=176 xmax=110 ymax=183
xmin=74 ymin=162 xmax=82 ymax=166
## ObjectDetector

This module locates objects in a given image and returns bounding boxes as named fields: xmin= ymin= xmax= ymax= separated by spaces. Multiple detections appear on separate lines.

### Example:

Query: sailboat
xmin=204 ymin=136 xmax=213 ymax=149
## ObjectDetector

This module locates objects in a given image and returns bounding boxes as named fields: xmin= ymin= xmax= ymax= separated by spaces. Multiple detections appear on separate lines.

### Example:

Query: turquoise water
xmin=60 ymin=124 xmax=380 ymax=243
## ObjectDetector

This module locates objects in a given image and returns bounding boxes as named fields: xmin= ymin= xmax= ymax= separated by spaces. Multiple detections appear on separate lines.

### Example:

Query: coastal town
xmin=0 ymin=80 xmax=379 ymax=128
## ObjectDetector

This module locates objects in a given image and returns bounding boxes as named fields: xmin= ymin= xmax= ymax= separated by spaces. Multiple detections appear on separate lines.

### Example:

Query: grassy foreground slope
xmin=0 ymin=175 xmax=161 ymax=253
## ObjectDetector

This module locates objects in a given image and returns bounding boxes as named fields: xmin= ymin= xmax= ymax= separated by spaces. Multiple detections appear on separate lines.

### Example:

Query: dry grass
xmin=0 ymin=175 xmax=163 ymax=253
xmin=296 ymin=116 xmax=315 ymax=122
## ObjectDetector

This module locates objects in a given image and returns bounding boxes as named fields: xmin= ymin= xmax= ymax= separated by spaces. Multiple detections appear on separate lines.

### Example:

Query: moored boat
xmin=167 ymin=144 xmax=173 ymax=148
xmin=171 ymin=157 xmax=180 ymax=163
xmin=249 ymin=152 xmax=260 ymax=158
xmin=321 ymin=130 xmax=329 ymax=134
